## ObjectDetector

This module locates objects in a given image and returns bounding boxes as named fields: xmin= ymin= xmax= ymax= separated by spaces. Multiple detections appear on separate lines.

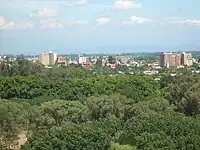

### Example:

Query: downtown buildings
xmin=39 ymin=51 xmax=57 ymax=66
xmin=160 ymin=52 xmax=193 ymax=67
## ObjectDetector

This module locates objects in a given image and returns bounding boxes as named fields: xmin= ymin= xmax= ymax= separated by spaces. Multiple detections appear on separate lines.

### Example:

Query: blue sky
xmin=0 ymin=0 xmax=200 ymax=54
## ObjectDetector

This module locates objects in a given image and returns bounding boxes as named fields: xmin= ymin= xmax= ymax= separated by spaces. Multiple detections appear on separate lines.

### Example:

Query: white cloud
xmin=114 ymin=0 xmax=142 ymax=10
xmin=96 ymin=17 xmax=110 ymax=25
xmin=29 ymin=8 xmax=59 ymax=17
xmin=41 ymin=22 xmax=64 ymax=28
xmin=68 ymin=20 xmax=89 ymax=25
xmin=76 ymin=0 xmax=88 ymax=5
xmin=0 ymin=16 xmax=34 ymax=30
xmin=39 ymin=18 xmax=57 ymax=24
xmin=39 ymin=18 xmax=64 ymax=28
xmin=1 ymin=22 xmax=34 ymax=30
xmin=75 ymin=20 xmax=89 ymax=24
xmin=173 ymin=20 xmax=200 ymax=26
xmin=122 ymin=16 xmax=154 ymax=24
xmin=0 ymin=16 xmax=5 ymax=26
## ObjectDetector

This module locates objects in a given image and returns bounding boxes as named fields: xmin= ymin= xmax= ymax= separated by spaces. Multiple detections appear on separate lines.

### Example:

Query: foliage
xmin=118 ymin=99 xmax=200 ymax=150
xmin=0 ymin=74 xmax=160 ymax=102
xmin=164 ymin=74 xmax=200 ymax=115
xmin=108 ymin=56 xmax=116 ymax=64
xmin=0 ymin=76 xmax=46 ymax=99
xmin=1 ymin=61 xmax=200 ymax=149
xmin=21 ymin=124 xmax=111 ymax=150
xmin=0 ymin=59 xmax=43 ymax=76
xmin=0 ymin=100 xmax=30 ymax=149
xmin=110 ymin=142 xmax=136 ymax=150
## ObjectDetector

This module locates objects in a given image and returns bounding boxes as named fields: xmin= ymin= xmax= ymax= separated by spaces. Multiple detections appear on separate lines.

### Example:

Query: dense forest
xmin=1 ymin=59 xmax=200 ymax=150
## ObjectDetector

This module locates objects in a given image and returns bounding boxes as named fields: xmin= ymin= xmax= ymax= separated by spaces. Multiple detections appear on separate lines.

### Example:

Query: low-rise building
xmin=107 ymin=63 xmax=117 ymax=69
xmin=56 ymin=56 xmax=67 ymax=66
xmin=81 ymin=62 xmax=93 ymax=69
xmin=143 ymin=70 xmax=158 ymax=75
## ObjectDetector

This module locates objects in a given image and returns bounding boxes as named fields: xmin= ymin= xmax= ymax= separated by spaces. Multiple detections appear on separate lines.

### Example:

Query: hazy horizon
xmin=1 ymin=0 xmax=200 ymax=54
xmin=1 ymin=44 xmax=200 ymax=55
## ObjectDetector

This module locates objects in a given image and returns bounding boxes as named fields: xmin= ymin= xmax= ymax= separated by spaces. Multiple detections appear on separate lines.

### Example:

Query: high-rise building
xmin=187 ymin=53 xmax=193 ymax=66
xmin=39 ymin=52 xmax=50 ymax=65
xmin=168 ymin=54 xmax=176 ymax=67
xmin=159 ymin=53 xmax=167 ymax=67
xmin=181 ymin=52 xmax=188 ymax=66
xmin=160 ymin=52 xmax=172 ymax=67
xmin=78 ymin=55 xmax=87 ymax=64
xmin=39 ymin=51 xmax=57 ymax=65
xmin=180 ymin=52 xmax=193 ymax=66
xmin=49 ymin=51 xmax=57 ymax=66
xmin=175 ymin=54 xmax=181 ymax=66
xmin=160 ymin=52 xmax=193 ymax=67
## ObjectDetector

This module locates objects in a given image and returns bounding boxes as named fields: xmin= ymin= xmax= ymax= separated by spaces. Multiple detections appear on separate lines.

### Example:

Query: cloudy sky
xmin=0 ymin=0 xmax=200 ymax=54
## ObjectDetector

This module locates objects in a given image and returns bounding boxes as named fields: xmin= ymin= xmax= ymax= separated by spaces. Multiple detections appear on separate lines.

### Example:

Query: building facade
xmin=181 ymin=52 xmax=188 ymax=66
xmin=159 ymin=53 xmax=166 ymax=67
xmin=49 ymin=51 xmax=57 ymax=66
xmin=187 ymin=53 xmax=193 ymax=66
xmin=160 ymin=52 xmax=193 ymax=67
xmin=116 ymin=56 xmax=130 ymax=64
xmin=56 ymin=56 xmax=67 ymax=65
xmin=39 ymin=51 xmax=57 ymax=65
xmin=78 ymin=55 xmax=87 ymax=64
xmin=39 ymin=52 xmax=49 ymax=65
xmin=175 ymin=54 xmax=181 ymax=67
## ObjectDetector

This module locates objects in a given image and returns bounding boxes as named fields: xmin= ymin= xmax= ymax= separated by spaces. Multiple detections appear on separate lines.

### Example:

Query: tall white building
xmin=187 ymin=53 xmax=193 ymax=66
xmin=49 ymin=51 xmax=57 ymax=65
xmin=78 ymin=55 xmax=87 ymax=64
xmin=39 ymin=51 xmax=57 ymax=65
xmin=39 ymin=52 xmax=49 ymax=65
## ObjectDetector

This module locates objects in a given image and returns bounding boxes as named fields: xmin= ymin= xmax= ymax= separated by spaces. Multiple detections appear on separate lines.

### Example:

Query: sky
xmin=0 ymin=0 xmax=200 ymax=54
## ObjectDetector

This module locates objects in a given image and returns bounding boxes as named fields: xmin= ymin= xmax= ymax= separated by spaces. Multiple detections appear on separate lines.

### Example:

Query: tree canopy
xmin=1 ymin=59 xmax=200 ymax=149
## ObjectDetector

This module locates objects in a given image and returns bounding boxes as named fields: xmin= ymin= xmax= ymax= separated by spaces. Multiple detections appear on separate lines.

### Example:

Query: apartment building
xmin=39 ymin=51 xmax=57 ymax=65
xmin=78 ymin=55 xmax=87 ymax=64
xmin=160 ymin=52 xmax=193 ymax=67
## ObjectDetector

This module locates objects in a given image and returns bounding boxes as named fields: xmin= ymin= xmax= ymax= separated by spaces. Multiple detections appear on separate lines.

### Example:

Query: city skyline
xmin=0 ymin=0 xmax=200 ymax=54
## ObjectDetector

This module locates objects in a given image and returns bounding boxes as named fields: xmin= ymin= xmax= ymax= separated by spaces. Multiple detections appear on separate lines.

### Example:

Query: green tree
xmin=22 ymin=124 xmax=111 ymax=150
xmin=0 ymin=100 xmax=30 ymax=149
xmin=165 ymin=74 xmax=200 ymax=115
xmin=35 ymin=100 xmax=88 ymax=129
xmin=110 ymin=142 xmax=136 ymax=150
xmin=108 ymin=56 xmax=116 ymax=64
